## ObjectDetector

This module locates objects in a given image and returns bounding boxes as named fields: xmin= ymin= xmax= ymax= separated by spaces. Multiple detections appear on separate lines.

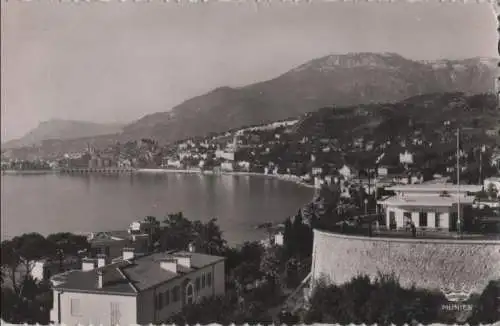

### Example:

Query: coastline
xmin=1 ymin=169 xmax=56 ymax=176
xmin=135 ymin=168 xmax=317 ymax=189
xmin=2 ymin=167 xmax=317 ymax=189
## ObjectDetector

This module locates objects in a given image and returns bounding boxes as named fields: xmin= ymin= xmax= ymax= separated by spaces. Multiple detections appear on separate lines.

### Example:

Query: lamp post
xmin=456 ymin=128 xmax=461 ymax=237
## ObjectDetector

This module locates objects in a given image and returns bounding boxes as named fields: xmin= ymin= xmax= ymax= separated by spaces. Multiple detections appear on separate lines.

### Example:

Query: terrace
xmin=316 ymin=213 xmax=499 ymax=241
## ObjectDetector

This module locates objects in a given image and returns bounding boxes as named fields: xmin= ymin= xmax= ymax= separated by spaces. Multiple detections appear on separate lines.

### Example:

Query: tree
xmin=159 ymin=212 xmax=227 ymax=255
xmin=259 ymin=245 xmax=285 ymax=293
xmin=167 ymin=295 xmax=236 ymax=325
xmin=486 ymin=183 xmax=498 ymax=200
xmin=468 ymin=280 xmax=500 ymax=324
xmin=1 ymin=233 xmax=53 ymax=296
xmin=305 ymin=273 xmax=447 ymax=324
xmin=160 ymin=212 xmax=194 ymax=251
xmin=46 ymin=232 xmax=90 ymax=270
xmin=192 ymin=218 xmax=226 ymax=255
xmin=225 ymin=242 xmax=264 ymax=289
xmin=142 ymin=216 xmax=161 ymax=250
xmin=1 ymin=274 xmax=53 ymax=324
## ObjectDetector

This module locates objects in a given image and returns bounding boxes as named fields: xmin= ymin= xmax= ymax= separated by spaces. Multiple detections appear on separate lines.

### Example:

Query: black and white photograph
xmin=1 ymin=0 xmax=499 ymax=324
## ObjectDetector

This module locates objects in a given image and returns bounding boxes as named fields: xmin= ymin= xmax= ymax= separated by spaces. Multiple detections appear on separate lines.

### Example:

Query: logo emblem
xmin=440 ymin=286 xmax=473 ymax=303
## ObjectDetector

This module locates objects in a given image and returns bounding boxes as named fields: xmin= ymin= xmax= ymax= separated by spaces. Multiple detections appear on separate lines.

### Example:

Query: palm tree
xmin=143 ymin=216 xmax=161 ymax=250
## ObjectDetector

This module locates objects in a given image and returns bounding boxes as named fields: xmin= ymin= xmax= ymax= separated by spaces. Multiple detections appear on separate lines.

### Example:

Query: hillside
xmin=3 ymin=53 xmax=498 ymax=158
xmin=123 ymin=53 xmax=497 ymax=143
xmin=293 ymin=92 xmax=499 ymax=144
xmin=2 ymin=120 xmax=125 ymax=149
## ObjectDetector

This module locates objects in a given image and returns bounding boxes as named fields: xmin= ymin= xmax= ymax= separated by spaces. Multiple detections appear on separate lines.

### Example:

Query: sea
xmin=0 ymin=172 xmax=314 ymax=245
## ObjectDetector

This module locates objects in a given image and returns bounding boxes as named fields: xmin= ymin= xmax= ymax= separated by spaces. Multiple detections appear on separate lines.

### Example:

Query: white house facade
xmin=377 ymin=184 xmax=481 ymax=231
xmin=30 ymin=257 xmax=81 ymax=281
xmin=484 ymin=177 xmax=500 ymax=197
xmin=50 ymin=250 xmax=226 ymax=325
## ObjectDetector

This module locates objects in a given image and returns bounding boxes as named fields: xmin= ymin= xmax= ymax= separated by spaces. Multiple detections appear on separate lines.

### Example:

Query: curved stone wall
xmin=311 ymin=230 xmax=500 ymax=294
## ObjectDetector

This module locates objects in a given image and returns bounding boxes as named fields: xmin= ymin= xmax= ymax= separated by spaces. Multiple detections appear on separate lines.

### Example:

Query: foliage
xmin=1 ymin=232 xmax=88 ymax=324
xmin=1 ymin=233 xmax=53 ymax=294
xmin=225 ymin=242 xmax=265 ymax=288
xmin=259 ymin=245 xmax=286 ymax=293
xmin=283 ymin=213 xmax=313 ymax=260
xmin=167 ymin=294 xmax=236 ymax=325
xmin=158 ymin=212 xmax=227 ymax=255
xmin=486 ymin=183 xmax=498 ymax=199
xmin=1 ymin=276 xmax=52 ymax=324
xmin=468 ymin=279 xmax=500 ymax=324
xmin=305 ymin=273 xmax=447 ymax=325
xmin=191 ymin=218 xmax=226 ymax=256
xmin=46 ymin=232 xmax=90 ymax=269
xmin=168 ymin=285 xmax=274 ymax=325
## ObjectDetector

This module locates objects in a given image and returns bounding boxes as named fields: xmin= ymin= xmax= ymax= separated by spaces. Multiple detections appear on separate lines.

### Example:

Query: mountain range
xmin=2 ymin=120 xmax=124 ymax=149
xmin=2 ymin=52 xmax=498 ymax=157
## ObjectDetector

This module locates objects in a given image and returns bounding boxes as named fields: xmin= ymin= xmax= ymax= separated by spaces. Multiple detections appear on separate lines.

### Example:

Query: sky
xmin=1 ymin=1 xmax=497 ymax=142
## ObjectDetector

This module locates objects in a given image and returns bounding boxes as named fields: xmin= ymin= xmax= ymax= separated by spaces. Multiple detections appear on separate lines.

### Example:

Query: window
xmin=110 ymin=302 xmax=121 ymax=326
xmin=389 ymin=211 xmax=396 ymax=230
xmin=105 ymin=247 xmax=110 ymax=257
xmin=164 ymin=290 xmax=170 ymax=306
xmin=435 ymin=213 xmax=441 ymax=228
xmin=185 ymin=283 xmax=194 ymax=305
xmin=195 ymin=277 xmax=200 ymax=291
xmin=201 ymin=274 xmax=206 ymax=289
xmin=44 ymin=268 xmax=52 ymax=280
xmin=419 ymin=212 xmax=428 ymax=227
xmin=173 ymin=286 xmax=180 ymax=302
xmin=70 ymin=298 xmax=81 ymax=316
xmin=378 ymin=214 xmax=386 ymax=226
xmin=207 ymin=272 xmax=212 ymax=287
xmin=403 ymin=212 xmax=412 ymax=224
xmin=157 ymin=292 xmax=163 ymax=310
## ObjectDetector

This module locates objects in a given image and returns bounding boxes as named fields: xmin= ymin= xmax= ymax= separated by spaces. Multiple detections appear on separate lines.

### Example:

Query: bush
xmin=305 ymin=273 xmax=447 ymax=325
xmin=468 ymin=280 xmax=500 ymax=324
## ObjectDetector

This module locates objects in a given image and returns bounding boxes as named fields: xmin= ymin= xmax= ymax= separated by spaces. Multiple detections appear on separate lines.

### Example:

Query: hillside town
xmin=3 ymin=95 xmax=500 ymax=204
xmin=2 ymin=93 xmax=500 ymax=326
xmin=3 ymin=2 xmax=500 ymax=321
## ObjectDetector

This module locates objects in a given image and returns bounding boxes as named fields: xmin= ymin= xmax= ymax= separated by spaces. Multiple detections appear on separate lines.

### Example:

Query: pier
xmin=58 ymin=167 xmax=136 ymax=174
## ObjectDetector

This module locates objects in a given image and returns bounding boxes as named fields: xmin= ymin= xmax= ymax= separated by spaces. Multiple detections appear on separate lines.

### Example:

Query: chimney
xmin=97 ymin=269 xmax=104 ymax=289
xmin=122 ymin=247 xmax=135 ymax=261
xmin=97 ymin=254 xmax=108 ymax=268
xmin=159 ymin=258 xmax=178 ymax=273
xmin=82 ymin=258 xmax=96 ymax=271
xmin=175 ymin=254 xmax=192 ymax=268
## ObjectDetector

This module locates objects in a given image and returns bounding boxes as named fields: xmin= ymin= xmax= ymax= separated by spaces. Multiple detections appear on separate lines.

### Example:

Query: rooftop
xmin=378 ymin=195 xmax=475 ymax=207
xmin=387 ymin=183 xmax=482 ymax=193
xmin=88 ymin=230 xmax=132 ymax=243
xmin=51 ymin=251 xmax=225 ymax=295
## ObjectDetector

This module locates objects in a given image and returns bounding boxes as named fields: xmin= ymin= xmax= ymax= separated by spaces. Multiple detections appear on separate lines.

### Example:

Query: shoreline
xmin=1 ymin=169 xmax=56 ymax=175
xmin=135 ymin=168 xmax=317 ymax=189
xmin=2 ymin=168 xmax=316 ymax=189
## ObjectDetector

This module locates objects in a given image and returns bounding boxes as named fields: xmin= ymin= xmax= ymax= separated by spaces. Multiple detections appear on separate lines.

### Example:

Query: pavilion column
xmin=411 ymin=212 xmax=419 ymax=227
xmin=427 ymin=211 xmax=436 ymax=229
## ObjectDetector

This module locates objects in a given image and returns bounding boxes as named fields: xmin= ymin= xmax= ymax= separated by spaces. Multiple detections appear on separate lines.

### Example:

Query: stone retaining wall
xmin=311 ymin=229 xmax=500 ymax=294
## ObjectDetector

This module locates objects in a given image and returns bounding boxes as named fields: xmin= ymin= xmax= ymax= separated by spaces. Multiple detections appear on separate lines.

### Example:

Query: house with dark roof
xmin=50 ymin=249 xmax=226 ymax=325
xmin=88 ymin=229 xmax=150 ymax=260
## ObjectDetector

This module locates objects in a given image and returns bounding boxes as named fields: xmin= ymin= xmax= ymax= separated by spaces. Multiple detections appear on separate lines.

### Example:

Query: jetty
xmin=57 ymin=167 xmax=136 ymax=174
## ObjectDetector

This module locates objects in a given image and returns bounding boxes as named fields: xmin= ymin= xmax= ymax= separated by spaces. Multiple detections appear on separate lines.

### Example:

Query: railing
xmin=281 ymin=272 xmax=312 ymax=313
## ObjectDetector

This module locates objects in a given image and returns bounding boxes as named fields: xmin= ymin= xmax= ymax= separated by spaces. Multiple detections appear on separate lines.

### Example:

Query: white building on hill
xmin=377 ymin=184 xmax=482 ymax=231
